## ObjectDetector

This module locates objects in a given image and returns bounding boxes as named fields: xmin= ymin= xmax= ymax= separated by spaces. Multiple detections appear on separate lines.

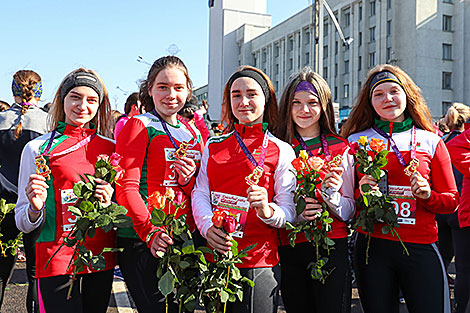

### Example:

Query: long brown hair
xmin=221 ymin=65 xmax=279 ymax=133
xmin=275 ymin=67 xmax=337 ymax=143
xmin=12 ymin=70 xmax=42 ymax=139
xmin=139 ymin=56 xmax=193 ymax=113
xmin=49 ymin=68 xmax=112 ymax=137
xmin=341 ymin=64 xmax=434 ymax=138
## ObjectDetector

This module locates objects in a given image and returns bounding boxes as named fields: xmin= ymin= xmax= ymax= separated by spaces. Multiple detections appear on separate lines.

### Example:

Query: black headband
xmin=227 ymin=69 xmax=270 ymax=105
xmin=369 ymin=71 xmax=403 ymax=97
xmin=60 ymin=72 xmax=104 ymax=104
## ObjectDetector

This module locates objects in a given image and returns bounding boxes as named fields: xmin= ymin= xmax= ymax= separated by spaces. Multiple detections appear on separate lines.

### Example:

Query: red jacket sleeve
xmin=418 ymin=139 xmax=459 ymax=214
xmin=116 ymin=118 xmax=157 ymax=245
xmin=447 ymin=129 xmax=470 ymax=177
xmin=194 ymin=110 xmax=209 ymax=144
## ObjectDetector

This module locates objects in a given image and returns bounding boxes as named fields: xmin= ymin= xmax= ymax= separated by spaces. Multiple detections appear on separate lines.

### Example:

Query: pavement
xmin=2 ymin=261 xmax=459 ymax=313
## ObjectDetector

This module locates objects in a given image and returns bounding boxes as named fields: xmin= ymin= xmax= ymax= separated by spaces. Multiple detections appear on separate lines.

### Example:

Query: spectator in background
xmin=178 ymin=95 xmax=210 ymax=143
xmin=437 ymin=102 xmax=470 ymax=313
xmin=0 ymin=70 xmax=48 ymax=313
xmin=41 ymin=102 xmax=52 ymax=113
xmin=114 ymin=92 xmax=140 ymax=139
xmin=0 ymin=100 xmax=10 ymax=112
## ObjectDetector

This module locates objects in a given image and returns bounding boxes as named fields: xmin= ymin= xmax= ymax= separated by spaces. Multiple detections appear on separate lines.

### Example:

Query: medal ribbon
xmin=233 ymin=127 xmax=269 ymax=169
xmin=42 ymin=129 xmax=96 ymax=157
xmin=293 ymin=131 xmax=331 ymax=161
xmin=151 ymin=109 xmax=197 ymax=149
xmin=372 ymin=125 xmax=417 ymax=166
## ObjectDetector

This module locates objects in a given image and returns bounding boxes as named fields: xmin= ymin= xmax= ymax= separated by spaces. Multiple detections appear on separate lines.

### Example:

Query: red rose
xmin=348 ymin=142 xmax=360 ymax=155
xmin=148 ymin=191 xmax=166 ymax=210
xmin=212 ymin=211 xmax=226 ymax=228
xmin=306 ymin=156 xmax=325 ymax=171
xmin=223 ymin=215 xmax=238 ymax=234
xmin=109 ymin=153 xmax=123 ymax=167
xmin=369 ymin=138 xmax=386 ymax=153
xmin=292 ymin=158 xmax=306 ymax=172
xmin=175 ymin=191 xmax=184 ymax=206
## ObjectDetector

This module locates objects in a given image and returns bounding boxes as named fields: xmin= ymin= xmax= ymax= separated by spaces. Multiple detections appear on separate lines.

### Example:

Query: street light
xmin=137 ymin=56 xmax=151 ymax=65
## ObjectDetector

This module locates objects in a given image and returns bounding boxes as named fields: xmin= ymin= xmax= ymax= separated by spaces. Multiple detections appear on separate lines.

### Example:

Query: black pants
xmin=226 ymin=264 xmax=281 ymax=313
xmin=0 ymin=213 xmax=40 ymax=313
xmin=279 ymin=238 xmax=352 ymax=313
xmin=117 ymin=237 xmax=178 ymax=313
xmin=354 ymin=234 xmax=451 ymax=313
xmin=38 ymin=269 xmax=113 ymax=313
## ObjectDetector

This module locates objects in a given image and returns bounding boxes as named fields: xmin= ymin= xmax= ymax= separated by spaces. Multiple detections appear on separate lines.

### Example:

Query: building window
xmin=344 ymin=60 xmax=350 ymax=74
xmin=335 ymin=41 xmax=338 ymax=55
xmin=387 ymin=47 xmax=392 ymax=62
xmin=369 ymin=52 xmax=376 ymax=67
xmin=305 ymin=31 xmax=310 ymax=44
xmin=334 ymin=86 xmax=338 ymax=100
xmin=335 ymin=63 xmax=338 ymax=76
xmin=344 ymin=12 xmax=351 ymax=27
xmin=370 ymin=1 xmax=376 ymax=16
xmin=387 ymin=0 xmax=392 ymax=9
xmin=305 ymin=52 xmax=310 ymax=65
xmin=443 ymin=43 xmax=452 ymax=60
xmin=358 ymin=56 xmax=362 ymax=70
xmin=275 ymin=64 xmax=279 ymax=74
xmin=344 ymin=84 xmax=349 ymax=98
xmin=369 ymin=27 xmax=376 ymax=42
xmin=359 ymin=5 xmax=363 ymax=21
xmin=289 ymin=38 xmax=294 ymax=51
xmin=324 ymin=21 xmax=329 ymax=36
xmin=323 ymin=45 xmax=328 ymax=58
xmin=442 ymin=101 xmax=452 ymax=114
xmin=289 ymin=58 xmax=293 ymax=70
xmin=443 ymin=15 xmax=452 ymax=31
xmin=274 ymin=45 xmax=279 ymax=57
xmin=443 ymin=0 xmax=453 ymax=3
xmin=262 ymin=51 xmax=266 ymax=63
xmin=358 ymin=32 xmax=362 ymax=46
xmin=387 ymin=20 xmax=392 ymax=36
xmin=323 ymin=66 xmax=328 ymax=79
xmin=442 ymin=72 xmax=452 ymax=89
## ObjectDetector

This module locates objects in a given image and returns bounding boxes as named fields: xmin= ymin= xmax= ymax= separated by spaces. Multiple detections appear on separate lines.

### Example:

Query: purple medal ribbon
xmin=233 ymin=128 xmax=269 ymax=169
xmin=293 ymin=131 xmax=331 ymax=161
xmin=42 ymin=128 xmax=96 ymax=157
xmin=372 ymin=125 xmax=417 ymax=166
xmin=151 ymin=109 xmax=197 ymax=150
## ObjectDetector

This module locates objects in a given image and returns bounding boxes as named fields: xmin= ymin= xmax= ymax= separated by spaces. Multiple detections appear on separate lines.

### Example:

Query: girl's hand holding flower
xmin=206 ymin=226 xmax=232 ymax=255
xmin=174 ymin=156 xmax=197 ymax=186
xmin=150 ymin=231 xmax=174 ymax=258
xmin=301 ymin=197 xmax=323 ymax=221
xmin=359 ymin=175 xmax=378 ymax=196
xmin=246 ymin=185 xmax=273 ymax=219
xmin=410 ymin=171 xmax=431 ymax=199
xmin=25 ymin=174 xmax=49 ymax=221
xmin=93 ymin=178 xmax=113 ymax=207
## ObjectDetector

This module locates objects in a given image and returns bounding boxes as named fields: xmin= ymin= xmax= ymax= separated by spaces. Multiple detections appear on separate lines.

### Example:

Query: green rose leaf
xmin=158 ymin=270 xmax=176 ymax=297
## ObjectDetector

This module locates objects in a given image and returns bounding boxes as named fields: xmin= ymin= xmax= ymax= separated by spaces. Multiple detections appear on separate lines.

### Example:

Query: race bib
xmin=60 ymin=189 xmax=78 ymax=232
xmin=389 ymin=185 xmax=416 ymax=225
xmin=211 ymin=191 xmax=249 ymax=238
xmin=163 ymin=148 xmax=201 ymax=186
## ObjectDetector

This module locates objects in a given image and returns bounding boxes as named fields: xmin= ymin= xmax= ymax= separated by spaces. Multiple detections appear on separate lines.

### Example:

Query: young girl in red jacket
xmin=15 ymin=68 xmax=116 ymax=313
xmin=342 ymin=64 xmax=459 ymax=313
xmin=116 ymin=56 xmax=203 ymax=313
xmin=192 ymin=65 xmax=296 ymax=313
xmin=275 ymin=68 xmax=355 ymax=313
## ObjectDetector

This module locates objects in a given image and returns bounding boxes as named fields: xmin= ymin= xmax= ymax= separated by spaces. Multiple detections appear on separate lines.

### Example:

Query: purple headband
xmin=295 ymin=81 xmax=319 ymax=97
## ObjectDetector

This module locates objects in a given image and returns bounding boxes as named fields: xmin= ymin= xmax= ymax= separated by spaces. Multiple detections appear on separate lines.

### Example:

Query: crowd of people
xmin=0 ymin=56 xmax=469 ymax=313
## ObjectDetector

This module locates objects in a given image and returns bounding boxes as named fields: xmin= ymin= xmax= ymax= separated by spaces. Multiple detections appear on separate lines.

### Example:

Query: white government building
xmin=198 ymin=0 xmax=470 ymax=121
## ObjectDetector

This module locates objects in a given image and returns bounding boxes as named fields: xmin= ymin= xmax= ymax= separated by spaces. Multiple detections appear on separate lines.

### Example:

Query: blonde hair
xmin=12 ymin=70 xmax=42 ymax=139
xmin=440 ymin=102 xmax=470 ymax=133
xmin=49 ymin=68 xmax=112 ymax=137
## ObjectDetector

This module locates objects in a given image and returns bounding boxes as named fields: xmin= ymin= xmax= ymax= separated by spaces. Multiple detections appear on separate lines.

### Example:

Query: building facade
xmin=207 ymin=0 xmax=470 ymax=120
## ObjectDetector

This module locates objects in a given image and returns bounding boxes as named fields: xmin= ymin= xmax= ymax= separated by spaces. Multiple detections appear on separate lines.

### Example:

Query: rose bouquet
xmin=200 ymin=211 xmax=255 ymax=313
xmin=46 ymin=153 xmax=133 ymax=299
xmin=351 ymin=136 xmax=409 ymax=262
xmin=147 ymin=187 xmax=209 ymax=313
xmin=285 ymin=150 xmax=335 ymax=284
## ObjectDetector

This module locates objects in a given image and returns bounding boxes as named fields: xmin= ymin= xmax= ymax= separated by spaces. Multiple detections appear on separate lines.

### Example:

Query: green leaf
xmin=73 ymin=182 xmax=85 ymax=197
xmin=95 ymin=214 xmax=112 ymax=228
xmin=197 ymin=246 xmax=213 ymax=254
xmin=89 ymin=255 xmax=106 ymax=271
xmin=295 ymin=196 xmax=306 ymax=216
xmin=179 ymin=261 xmax=191 ymax=269
xmin=68 ymin=206 xmax=82 ymax=217
xmin=150 ymin=209 xmax=166 ymax=226
xmin=220 ymin=290 xmax=229 ymax=303
xmin=79 ymin=201 xmax=94 ymax=213
xmin=158 ymin=270 xmax=175 ymax=297
xmin=112 ymin=215 xmax=133 ymax=228
xmin=182 ymin=240 xmax=195 ymax=254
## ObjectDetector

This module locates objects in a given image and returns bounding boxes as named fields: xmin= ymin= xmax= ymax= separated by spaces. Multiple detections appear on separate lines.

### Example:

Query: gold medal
xmin=245 ymin=166 xmax=264 ymax=186
xmin=34 ymin=155 xmax=51 ymax=180
xmin=327 ymin=155 xmax=343 ymax=170
xmin=174 ymin=141 xmax=189 ymax=159
xmin=404 ymin=158 xmax=419 ymax=176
